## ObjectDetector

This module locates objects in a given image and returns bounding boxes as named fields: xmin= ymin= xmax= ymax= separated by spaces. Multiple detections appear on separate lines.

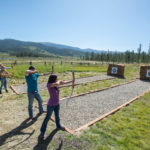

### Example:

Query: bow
xmin=66 ymin=70 xmax=75 ymax=106
xmin=51 ymin=65 xmax=54 ymax=74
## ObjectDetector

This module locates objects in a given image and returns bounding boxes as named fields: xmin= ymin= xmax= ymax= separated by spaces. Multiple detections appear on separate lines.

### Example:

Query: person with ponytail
xmin=40 ymin=74 xmax=73 ymax=139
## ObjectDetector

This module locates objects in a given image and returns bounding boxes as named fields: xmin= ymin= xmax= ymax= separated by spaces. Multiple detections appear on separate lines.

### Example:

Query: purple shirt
xmin=47 ymin=83 xmax=59 ymax=106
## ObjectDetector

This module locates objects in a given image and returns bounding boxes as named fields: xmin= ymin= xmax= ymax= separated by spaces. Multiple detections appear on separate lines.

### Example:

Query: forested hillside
xmin=0 ymin=39 xmax=85 ymax=57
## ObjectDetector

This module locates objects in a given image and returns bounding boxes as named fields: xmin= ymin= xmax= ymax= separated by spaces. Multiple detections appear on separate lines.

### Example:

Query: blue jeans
xmin=0 ymin=77 xmax=7 ymax=92
xmin=40 ymin=104 xmax=61 ymax=135
xmin=27 ymin=92 xmax=44 ymax=118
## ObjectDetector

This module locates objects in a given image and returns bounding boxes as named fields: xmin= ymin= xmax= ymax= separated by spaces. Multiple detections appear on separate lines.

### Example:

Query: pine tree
xmin=148 ymin=43 xmax=150 ymax=55
xmin=90 ymin=51 xmax=95 ymax=60
xmin=85 ymin=52 xmax=89 ymax=60
xmin=137 ymin=44 xmax=142 ymax=63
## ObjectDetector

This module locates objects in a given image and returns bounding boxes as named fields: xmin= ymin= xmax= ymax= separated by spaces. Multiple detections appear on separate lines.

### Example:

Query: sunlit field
xmin=0 ymin=60 xmax=150 ymax=150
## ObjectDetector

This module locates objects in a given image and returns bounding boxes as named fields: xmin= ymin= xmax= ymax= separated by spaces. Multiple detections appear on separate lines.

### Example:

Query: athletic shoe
xmin=38 ymin=110 xmax=46 ymax=115
xmin=57 ymin=126 xmax=65 ymax=131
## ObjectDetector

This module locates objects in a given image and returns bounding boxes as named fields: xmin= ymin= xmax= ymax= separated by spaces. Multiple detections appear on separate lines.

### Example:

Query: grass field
xmin=0 ymin=63 xmax=150 ymax=150
xmin=7 ymin=63 xmax=107 ymax=79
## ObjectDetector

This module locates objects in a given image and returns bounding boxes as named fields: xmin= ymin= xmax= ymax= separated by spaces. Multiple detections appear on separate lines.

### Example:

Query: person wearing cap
xmin=25 ymin=66 xmax=51 ymax=119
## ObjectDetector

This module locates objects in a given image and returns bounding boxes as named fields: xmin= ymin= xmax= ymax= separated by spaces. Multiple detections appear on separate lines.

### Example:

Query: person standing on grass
xmin=0 ymin=64 xmax=12 ymax=94
xmin=25 ymin=66 xmax=51 ymax=120
xmin=40 ymin=74 xmax=74 ymax=139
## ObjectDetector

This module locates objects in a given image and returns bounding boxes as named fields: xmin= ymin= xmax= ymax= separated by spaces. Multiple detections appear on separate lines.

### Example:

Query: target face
xmin=146 ymin=69 xmax=150 ymax=77
xmin=111 ymin=67 xmax=118 ymax=74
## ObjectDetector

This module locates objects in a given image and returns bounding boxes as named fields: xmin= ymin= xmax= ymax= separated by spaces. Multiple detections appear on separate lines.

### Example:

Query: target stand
xmin=107 ymin=64 xmax=125 ymax=78
xmin=140 ymin=66 xmax=150 ymax=80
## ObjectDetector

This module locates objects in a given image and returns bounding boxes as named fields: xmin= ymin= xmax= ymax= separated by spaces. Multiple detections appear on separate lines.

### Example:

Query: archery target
xmin=146 ymin=69 xmax=150 ymax=77
xmin=111 ymin=67 xmax=118 ymax=74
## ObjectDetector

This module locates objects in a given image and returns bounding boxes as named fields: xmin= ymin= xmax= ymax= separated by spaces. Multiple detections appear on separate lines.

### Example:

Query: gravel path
xmin=11 ymin=75 xmax=115 ymax=94
xmin=54 ymin=80 xmax=150 ymax=130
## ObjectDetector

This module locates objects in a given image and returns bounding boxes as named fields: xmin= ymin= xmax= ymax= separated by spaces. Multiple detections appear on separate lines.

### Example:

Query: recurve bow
xmin=66 ymin=70 xmax=75 ymax=106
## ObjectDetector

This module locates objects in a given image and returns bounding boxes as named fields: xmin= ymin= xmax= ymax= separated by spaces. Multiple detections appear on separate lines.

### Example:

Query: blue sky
xmin=0 ymin=0 xmax=150 ymax=52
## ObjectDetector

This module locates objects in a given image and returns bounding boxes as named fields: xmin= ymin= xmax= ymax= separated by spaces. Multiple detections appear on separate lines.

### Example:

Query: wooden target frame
xmin=140 ymin=66 xmax=150 ymax=80
xmin=107 ymin=64 xmax=125 ymax=78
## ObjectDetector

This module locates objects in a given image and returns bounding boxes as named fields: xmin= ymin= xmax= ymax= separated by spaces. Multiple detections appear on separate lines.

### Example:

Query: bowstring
xmin=66 ymin=63 xmax=74 ymax=106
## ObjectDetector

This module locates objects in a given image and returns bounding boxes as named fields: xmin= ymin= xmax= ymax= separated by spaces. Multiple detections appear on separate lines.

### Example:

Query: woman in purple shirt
xmin=40 ymin=74 xmax=72 ymax=139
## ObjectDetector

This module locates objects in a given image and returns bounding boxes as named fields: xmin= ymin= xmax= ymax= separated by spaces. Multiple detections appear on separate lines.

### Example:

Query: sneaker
xmin=6 ymin=90 xmax=8 ymax=93
xmin=0 ymin=91 xmax=2 ymax=94
xmin=57 ymin=126 xmax=65 ymax=131
xmin=38 ymin=110 xmax=46 ymax=115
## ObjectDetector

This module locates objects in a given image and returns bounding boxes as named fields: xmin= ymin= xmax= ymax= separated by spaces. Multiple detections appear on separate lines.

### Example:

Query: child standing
xmin=40 ymin=74 xmax=73 ymax=139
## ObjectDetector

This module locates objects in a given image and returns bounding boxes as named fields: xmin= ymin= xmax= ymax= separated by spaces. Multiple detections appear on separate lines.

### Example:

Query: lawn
xmin=0 ymin=63 xmax=150 ymax=150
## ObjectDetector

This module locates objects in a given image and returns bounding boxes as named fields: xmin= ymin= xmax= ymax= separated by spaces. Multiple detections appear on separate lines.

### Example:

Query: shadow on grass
xmin=140 ymin=79 xmax=150 ymax=82
xmin=33 ymin=128 xmax=63 ymax=150
xmin=0 ymin=113 xmax=41 ymax=148
xmin=108 ymin=75 xmax=126 ymax=79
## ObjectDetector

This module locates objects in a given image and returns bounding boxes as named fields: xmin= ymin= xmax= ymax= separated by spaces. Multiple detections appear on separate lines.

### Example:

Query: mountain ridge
xmin=0 ymin=39 xmax=105 ymax=57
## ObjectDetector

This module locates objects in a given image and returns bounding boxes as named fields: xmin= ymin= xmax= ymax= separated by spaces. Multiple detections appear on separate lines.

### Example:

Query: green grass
xmin=76 ymin=92 xmax=150 ymax=150
xmin=5 ymin=64 xmax=140 ymax=105
xmin=0 ymin=52 xmax=12 ymax=58
xmin=0 ymin=63 xmax=150 ymax=149
xmin=0 ymin=87 xmax=149 ymax=149
xmin=4 ymin=63 xmax=141 ymax=101
xmin=6 ymin=63 xmax=108 ymax=79
xmin=6 ymin=63 xmax=139 ymax=84
xmin=27 ymin=64 xmax=140 ymax=102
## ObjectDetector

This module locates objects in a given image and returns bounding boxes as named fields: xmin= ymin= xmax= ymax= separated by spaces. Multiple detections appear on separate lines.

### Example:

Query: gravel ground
xmin=52 ymin=80 xmax=150 ymax=130
xmin=11 ymin=75 xmax=115 ymax=94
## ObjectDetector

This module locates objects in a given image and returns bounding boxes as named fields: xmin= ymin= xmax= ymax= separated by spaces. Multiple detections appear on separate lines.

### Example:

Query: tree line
xmin=84 ymin=44 xmax=150 ymax=63
xmin=9 ymin=51 xmax=51 ymax=57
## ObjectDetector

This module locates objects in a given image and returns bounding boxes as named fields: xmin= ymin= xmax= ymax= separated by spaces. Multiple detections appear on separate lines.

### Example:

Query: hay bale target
xmin=140 ymin=66 xmax=150 ymax=80
xmin=107 ymin=64 xmax=125 ymax=78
